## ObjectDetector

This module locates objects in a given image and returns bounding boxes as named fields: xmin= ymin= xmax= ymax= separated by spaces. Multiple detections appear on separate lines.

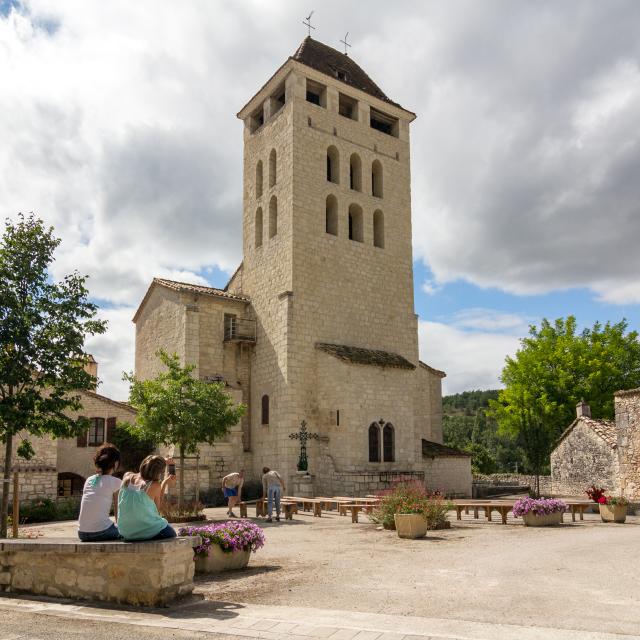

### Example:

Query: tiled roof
xmin=614 ymin=387 xmax=640 ymax=397
xmin=133 ymin=278 xmax=249 ymax=322
xmin=293 ymin=37 xmax=404 ymax=110
xmin=316 ymin=343 xmax=416 ymax=370
xmin=79 ymin=390 xmax=138 ymax=415
xmin=555 ymin=416 xmax=618 ymax=449
xmin=422 ymin=439 xmax=472 ymax=458
xmin=419 ymin=361 xmax=447 ymax=378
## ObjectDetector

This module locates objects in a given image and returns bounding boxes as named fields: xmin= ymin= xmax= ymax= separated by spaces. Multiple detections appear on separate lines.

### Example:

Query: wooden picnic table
xmin=338 ymin=503 xmax=377 ymax=523
xmin=239 ymin=499 xmax=297 ymax=520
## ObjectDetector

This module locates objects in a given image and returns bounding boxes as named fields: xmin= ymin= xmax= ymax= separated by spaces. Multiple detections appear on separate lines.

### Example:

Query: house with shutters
xmin=0 ymin=357 xmax=137 ymax=502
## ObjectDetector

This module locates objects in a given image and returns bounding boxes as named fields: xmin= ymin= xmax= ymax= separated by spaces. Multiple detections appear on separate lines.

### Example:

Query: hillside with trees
xmin=442 ymin=390 xmax=525 ymax=474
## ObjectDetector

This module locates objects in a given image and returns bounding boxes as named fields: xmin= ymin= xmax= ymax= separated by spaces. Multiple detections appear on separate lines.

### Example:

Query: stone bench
xmin=0 ymin=536 xmax=200 ymax=607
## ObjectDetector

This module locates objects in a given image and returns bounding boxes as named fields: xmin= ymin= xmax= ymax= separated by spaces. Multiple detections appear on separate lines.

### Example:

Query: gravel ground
xmin=22 ymin=506 xmax=640 ymax=637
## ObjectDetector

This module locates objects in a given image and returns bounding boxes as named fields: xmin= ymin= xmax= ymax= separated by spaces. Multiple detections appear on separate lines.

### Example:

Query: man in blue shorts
xmin=221 ymin=470 xmax=244 ymax=517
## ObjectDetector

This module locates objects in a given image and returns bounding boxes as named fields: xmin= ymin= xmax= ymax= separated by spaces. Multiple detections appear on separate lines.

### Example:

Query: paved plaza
xmin=1 ymin=506 xmax=638 ymax=639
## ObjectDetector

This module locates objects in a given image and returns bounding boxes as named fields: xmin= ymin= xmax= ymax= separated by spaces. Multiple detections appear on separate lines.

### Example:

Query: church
xmin=133 ymin=37 xmax=472 ymax=498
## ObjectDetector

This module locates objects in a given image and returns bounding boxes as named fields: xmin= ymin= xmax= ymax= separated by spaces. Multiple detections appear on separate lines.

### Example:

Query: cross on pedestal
xmin=289 ymin=420 xmax=319 ymax=473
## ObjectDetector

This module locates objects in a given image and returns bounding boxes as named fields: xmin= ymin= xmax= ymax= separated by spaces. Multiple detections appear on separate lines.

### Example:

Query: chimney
xmin=576 ymin=399 xmax=591 ymax=419
xmin=84 ymin=354 xmax=98 ymax=390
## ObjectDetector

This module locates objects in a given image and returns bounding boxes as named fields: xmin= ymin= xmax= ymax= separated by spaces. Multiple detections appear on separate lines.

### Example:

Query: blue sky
xmin=2 ymin=1 xmax=640 ymax=398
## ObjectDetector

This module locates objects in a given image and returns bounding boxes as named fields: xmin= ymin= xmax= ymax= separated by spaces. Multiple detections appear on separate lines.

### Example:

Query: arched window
xmin=269 ymin=196 xmax=277 ymax=238
xmin=372 ymin=160 xmax=383 ymax=197
xmin=373 ymin=210 xmax=384 ymax=248
xmin=256 ymin=160 xmax=263 ymax=198
xmin=325 ymin=195 xmax=338 ymax=236
xmin=255 ymin=207 xmax=263 ymax=247
xmin=327 ymin=146 xmax=340 ymax=184
xmin=57 ymin=472 xmax=85 ymax=497
xmin=369 ymin=423 xmax=381 ymax=462
xmin=269 ymin=148 xmax=277 ymax=187
xmin=383 ymin=423 xmax=395 ymax=462
xmin=348 ymin=203 xmax=363 ymax=242
xmin=261 ymin=395 xmax=269 ymax=425
xmin=349 ymin=153 xmax=362 ymax=191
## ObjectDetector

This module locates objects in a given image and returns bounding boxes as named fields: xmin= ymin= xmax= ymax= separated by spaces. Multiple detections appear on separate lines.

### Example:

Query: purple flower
xmin=179 ymin=520 xmax=266 ymax=557
xmin=513 ymin=497 xmax=568 ymax=517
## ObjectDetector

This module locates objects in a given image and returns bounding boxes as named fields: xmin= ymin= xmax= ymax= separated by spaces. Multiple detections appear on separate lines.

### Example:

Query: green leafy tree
xmin=0 ymin=214 xmax=106 ymax=536
xmin=109 ymin=424 xmax=155 ymax=474
xmin=489 ymin=316 xmax=640 ymax=477
xmin=124 ymin=350 xmax=246 ymax=511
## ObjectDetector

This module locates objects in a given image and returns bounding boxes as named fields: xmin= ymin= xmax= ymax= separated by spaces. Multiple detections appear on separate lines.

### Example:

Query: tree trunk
xmin=1 ymin=434 xmax=13 ymax=538
xmin=179 ymin=445 xmax=184 ymax=514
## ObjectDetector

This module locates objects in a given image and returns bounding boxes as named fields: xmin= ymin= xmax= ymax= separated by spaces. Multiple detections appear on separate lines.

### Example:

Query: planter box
xmin=394 ymin=513 xmax=427 ymax=539
xmin=599 ymin=503 xmax=627 ymax=523
xmin=522 ymin=512 xmax=563 ymax=527
xmin=195 ymin=545 xmax=251 ymax=573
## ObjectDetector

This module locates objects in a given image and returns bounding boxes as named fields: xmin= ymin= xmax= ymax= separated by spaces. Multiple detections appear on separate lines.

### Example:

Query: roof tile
xmin=316 ymin=342 xmax=416 ymax=370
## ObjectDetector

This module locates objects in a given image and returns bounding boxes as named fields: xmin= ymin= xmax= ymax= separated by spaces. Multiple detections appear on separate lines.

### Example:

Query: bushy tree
xmin=124 ymin=350 xmax=246 ymax=510
xmin=489 ymin=316 xmax=640 ymax=478
xmin=0 ymin=214 xmax=106 ymax=536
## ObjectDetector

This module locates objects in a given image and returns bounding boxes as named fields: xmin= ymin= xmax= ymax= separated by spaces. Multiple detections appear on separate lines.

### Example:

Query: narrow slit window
xmin=327 ymin=146 xmax=340 ymax=184
xmin=255 ymin=207 xmax=263 ymax=247
xmin=256 ymin=160 xmax=263 ymax=198
xmin=269 ymin=149 xmax=277 ymax=187
xmin=372 ymin=160 xmax=383 ymax=198
xmin=349 ymin=153 xmax=362 ymax=192
xmin=373 ymin=210 xmax=384 ymax=248
xmin=269 ymin=196 xmax=277 ymax=238
xmin=325 ymin=195 xmax=338 ymax=236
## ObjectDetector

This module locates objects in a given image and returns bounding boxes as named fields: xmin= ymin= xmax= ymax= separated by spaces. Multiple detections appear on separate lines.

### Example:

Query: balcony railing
xmin=224 ymin=317 xmax=256 ymax=343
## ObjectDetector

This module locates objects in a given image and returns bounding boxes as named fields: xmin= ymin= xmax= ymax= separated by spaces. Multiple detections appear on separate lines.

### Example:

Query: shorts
xmin=223 ymin=487 xmax=238 ymax=498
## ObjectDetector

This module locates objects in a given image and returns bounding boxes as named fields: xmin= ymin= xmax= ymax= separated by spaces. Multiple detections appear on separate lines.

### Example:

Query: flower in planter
xmin=179 ymin=520 xmax=266 ymax=558
xmin=513 ymin=497 xmax=568 ymax=517
xmin=585 ymin=485 xmax=607 ymax=503
xmin=369 ymin=479 xmax=453 ymax=530
xmin=599 ymin=495 xmax=629 ymax=507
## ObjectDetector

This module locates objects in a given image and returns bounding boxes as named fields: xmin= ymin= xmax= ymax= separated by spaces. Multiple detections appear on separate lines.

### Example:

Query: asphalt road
xmin=0 ymin=608 xmax=238 ymax=640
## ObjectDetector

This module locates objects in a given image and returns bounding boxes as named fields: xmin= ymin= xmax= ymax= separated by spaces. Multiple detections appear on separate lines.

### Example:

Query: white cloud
xmin=419 ymin=320 xmax=521 ymax=395
xmin=421 ymin=279 xmax=443 ymax=296
xmin=2 ymin=1 xmax=640 ymax=399
xmin=450 ymin=308 xmax=533 ymax=333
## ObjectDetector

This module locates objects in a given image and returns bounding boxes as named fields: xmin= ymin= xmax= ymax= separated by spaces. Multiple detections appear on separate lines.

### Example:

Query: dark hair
xmin=139 ymin=455 xmax=167 ymax=482
xmin=262 ymin=466 xmax=270 ymax=474
xmin=93 ymin=443 xmax=121 ymax=474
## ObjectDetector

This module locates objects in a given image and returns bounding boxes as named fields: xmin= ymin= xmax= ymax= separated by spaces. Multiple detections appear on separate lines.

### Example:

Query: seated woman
xmin=78 ymin=443 xmax=122 ymax=542
xmin=117 ymin=454 xmax=177 ymax=541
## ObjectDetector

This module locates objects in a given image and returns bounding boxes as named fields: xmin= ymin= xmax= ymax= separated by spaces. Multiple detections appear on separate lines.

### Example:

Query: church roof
xmin=419 ymin=361 xmax=447 ymax=378
xmin=78 ymin=389 xmax=138 ymax=415
xmin=554 ymin=416 xmax=618 ymax=450
xmin=421 ymin=439 xmax=472 ymax=458
xmin=292 ymin=37 xmax=403 ymax=109
xmin=315 ymin=342 xmax=416 ymax=370
xmin=133 ymin=278 xmax=249 ymax=323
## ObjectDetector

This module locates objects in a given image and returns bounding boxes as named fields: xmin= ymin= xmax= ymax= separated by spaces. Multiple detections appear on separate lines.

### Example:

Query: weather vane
xmin=340 ymin=32 xmax=351 ymax=55
xmin=303 ymin=11 xmax=315 ymax=37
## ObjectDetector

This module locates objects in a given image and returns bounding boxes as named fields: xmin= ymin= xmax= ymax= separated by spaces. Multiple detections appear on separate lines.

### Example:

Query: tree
xmin=124 ymin=350 xmax=246 ymax=511
xmin=0 ymin=214 xmax=106 ymax=537
xmin=489 ymin=316 xmax=640 ymax=476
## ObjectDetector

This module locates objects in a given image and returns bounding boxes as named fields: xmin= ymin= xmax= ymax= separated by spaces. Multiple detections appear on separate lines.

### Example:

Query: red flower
xmin=598 ymin=496 xmax=608 ymax=504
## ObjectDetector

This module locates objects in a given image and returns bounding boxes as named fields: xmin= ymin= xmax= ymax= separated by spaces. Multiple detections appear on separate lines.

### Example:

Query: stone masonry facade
xmin=132 ymin=38 xmax=472 ymax=498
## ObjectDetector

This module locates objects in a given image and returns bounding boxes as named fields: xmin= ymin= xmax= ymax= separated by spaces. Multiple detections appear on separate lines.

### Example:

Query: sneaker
xmin=228 ymin=511 xmax=236 ymax=518
xmin=275 ymin=515 xmax=280 ymax=522
xmin=266 ymin=517 xmax=273 ymax=523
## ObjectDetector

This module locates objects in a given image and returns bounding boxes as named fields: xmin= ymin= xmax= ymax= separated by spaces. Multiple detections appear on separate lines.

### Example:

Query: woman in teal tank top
xmin=118 ymin=455 xmax=177 ymax=541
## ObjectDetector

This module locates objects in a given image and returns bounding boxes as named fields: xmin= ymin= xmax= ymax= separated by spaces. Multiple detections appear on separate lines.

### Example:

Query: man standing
xmin=221 ymin=470 xmax=244 ymax=517
xmin=262 ymin=467 xmax=285 ymax=523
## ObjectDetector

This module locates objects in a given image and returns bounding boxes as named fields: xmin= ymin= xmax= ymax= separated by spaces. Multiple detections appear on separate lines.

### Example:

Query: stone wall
xmin=551 ymin=421 xmax=618 ymax=496
xmin=0 ymin=538 xmax=196 ymax=606
xmin=474 ymin=473 xmax=553 ymax=496
xmin=57 ymin=390 xmax=138 ymax=482
xmin=614 ymin=389 xmax=640 ymax=499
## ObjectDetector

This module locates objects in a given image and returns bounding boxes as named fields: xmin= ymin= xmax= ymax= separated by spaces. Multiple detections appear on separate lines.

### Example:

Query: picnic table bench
xmin=238 ymin=499 xmax=297 ymax=520
xmin=454 ymin=499 xmax=596 ymax=525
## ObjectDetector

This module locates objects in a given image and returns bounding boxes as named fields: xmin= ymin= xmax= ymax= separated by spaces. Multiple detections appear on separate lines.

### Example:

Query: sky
xmin=1 ymin=0 xmax=640 ymax=399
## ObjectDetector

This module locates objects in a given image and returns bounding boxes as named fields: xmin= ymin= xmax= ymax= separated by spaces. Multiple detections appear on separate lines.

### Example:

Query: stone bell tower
xmin=228 ymin=38 xmax=470 ymax=496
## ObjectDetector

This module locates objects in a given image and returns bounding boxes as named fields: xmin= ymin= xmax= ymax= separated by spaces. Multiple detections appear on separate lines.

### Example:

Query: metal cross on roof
xmin=289 ymin=420 xmax=319 ymax=473
xmin=303 ymin=11 xmax=315 ymax=37
xmin=340 ymin=32 xmax=351 ymax=55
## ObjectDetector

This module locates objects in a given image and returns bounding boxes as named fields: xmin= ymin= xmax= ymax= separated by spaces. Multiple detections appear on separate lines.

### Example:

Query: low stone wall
xmin=0 ymin=537 xmax=198 ymax=606
xmin=473 ymin=474 xmax=553 ymax=495
xmin=0 ymin=468 xmax=58 ymax=503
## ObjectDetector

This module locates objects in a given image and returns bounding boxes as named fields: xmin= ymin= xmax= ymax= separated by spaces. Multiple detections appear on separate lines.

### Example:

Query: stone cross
xmin=289 ymin=420 xmax=319 ymax=473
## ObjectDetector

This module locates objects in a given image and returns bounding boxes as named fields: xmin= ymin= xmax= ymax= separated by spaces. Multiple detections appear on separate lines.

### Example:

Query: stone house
xmin=0 ymin=358 xmax=137 ymax=503
xmin=551 ymin=392 xmax=640 ymax=500
xmin=133 ymin=37 xmax=472 ymax=498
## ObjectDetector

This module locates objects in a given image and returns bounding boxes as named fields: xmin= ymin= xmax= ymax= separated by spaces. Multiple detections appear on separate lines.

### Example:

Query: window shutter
xmin=106 ymin=417 xmax=116 ymax=442
xmin=77 ymin=418 xmax=88 ymax=447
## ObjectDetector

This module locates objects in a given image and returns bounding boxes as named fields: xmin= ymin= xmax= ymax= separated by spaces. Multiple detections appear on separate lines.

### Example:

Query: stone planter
xmin=394 ymin=513 xmax=427 ymax=539
xmin=522 ymin=512 xmax=563 ymax=527
xmin=194 ymin=545 xmax=251 ymax=573
xmin=599 ymin=503 xmax=627 ymax=523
